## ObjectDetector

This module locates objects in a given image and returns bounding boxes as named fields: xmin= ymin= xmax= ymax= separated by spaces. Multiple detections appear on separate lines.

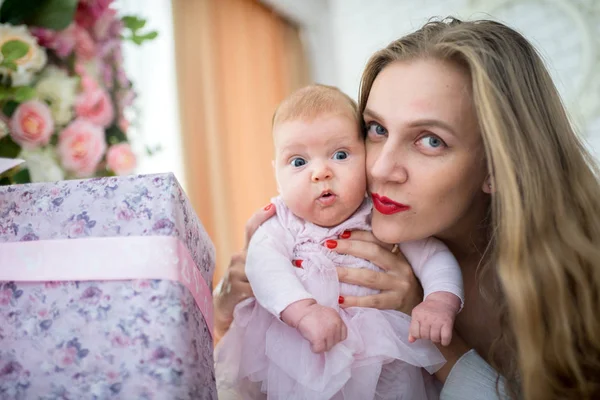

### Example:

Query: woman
xmin=213 ymin=17 xmax=600 ymax=399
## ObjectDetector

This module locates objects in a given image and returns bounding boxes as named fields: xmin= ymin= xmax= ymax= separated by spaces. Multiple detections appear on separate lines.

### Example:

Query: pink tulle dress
xmin=215 ymin=197 xmax=451 ymax=400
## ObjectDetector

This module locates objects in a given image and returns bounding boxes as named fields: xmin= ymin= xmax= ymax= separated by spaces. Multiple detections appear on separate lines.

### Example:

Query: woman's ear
xmin=482 ymin=175 xmax=495 ymax=194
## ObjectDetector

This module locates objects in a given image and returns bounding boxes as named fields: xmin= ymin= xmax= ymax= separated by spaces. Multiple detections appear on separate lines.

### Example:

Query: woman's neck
xmin=436 ymin=195 xmax=491 ymax=266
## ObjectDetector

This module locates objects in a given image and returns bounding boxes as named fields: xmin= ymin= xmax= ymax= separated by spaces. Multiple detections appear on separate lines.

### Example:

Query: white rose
xmin=0 ymin=24 xmax=47 ymax=86
xmin=18 ymin=147 xmax=65 ymax=183
xmin=35 ymin=66 xmax=78 ymax=125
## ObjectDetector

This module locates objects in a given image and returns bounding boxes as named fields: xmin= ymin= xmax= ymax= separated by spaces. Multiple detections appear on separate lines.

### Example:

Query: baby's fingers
xmin=409 ymin=319 xmax=420 ymax=343
xmin=341 ymin=321 xmax=348 ymax=342
xmin=429 ymin=324 xmax=442 ymax=344
xmin=311 ymin=338 xmax=327 ymax=354
xmin=441 ymin=323 xmax=453 ymax=346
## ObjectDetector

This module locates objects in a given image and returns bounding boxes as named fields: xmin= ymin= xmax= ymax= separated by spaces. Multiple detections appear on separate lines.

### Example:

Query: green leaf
xmin=2 ymin=100 xmax=19 ymax=117
xmin=2 ymin=101 xmax=18 ymax=118
xmin=13 ymin=86 xmax=36 ymax=102
xmin=105 ymin=124 xmax=127 ymax=145
xmin=1 ymin=40 xmax=29 ymax=62
xmin=145 ymin=144 xmax=162 ymax=156
xmin=11 ymin=168 xmax=31 ymax=184
xmin=0 ymin=136 xmax=21 ymax=158
xmin=122 ymin=16 xmax=146 ymax=32
xmin=144 ymin=31 xmax=158 ymax=40
xmin=0 ymin=0 xmax=39 ymax=25
xmin=0 ymin=176 xmax=12 ymax=186
xmin=26 ymin=0 xmax=77 ymax=31
xmin=49 ymin=133 xmax=58 ymax=146
xmin=0 ymin=86 xmax=12 ymax=100
xmin=1 ymin=60 xmax=18 ymax=71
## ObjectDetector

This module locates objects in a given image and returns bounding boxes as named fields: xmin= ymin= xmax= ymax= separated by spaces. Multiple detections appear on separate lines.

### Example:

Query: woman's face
xmin=364 ymin=58 xmax=489 ymax=244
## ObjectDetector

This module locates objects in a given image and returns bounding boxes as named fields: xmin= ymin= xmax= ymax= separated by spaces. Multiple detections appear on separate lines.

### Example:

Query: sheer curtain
xmin=114 ymin=0 xmax=187 ymax=188
xmin=171 ymin=0 xmax=310 ymax=285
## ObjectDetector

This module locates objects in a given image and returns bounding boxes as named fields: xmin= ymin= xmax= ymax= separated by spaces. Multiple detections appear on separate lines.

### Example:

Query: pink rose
xmin=32 ymin=25 xmax=77 ymax=58
xmin=76 ymin=0 xmax=114 ymax=29
xmin=94 ymin=8 xmax=119 ymax=41
xmin=74 ymin=25 xmax=96 ymax=61
xmin=57 ymin=119 xmax=106 ymax=177
xmin=118 ymin=117 xmax=129 ymax=133
xmin=75 ymin=85 xmax=114 ymax=127
xmin=106 ymin=143 xmax=136 ymax=175
xmin=10 ymin=100 xmax=55 ymax=149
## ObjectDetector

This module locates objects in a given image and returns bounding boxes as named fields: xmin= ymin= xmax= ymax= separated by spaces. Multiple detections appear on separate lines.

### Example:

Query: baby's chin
xmin=299 ymin=207 xmax=352 ymax=228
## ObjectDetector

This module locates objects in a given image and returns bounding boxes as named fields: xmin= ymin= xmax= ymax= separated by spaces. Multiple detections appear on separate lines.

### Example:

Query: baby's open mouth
xmin=317 ymin=190 xmax=337 ymax=206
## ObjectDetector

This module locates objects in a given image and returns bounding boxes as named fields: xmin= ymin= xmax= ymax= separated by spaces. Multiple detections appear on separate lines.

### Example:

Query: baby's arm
xmin=246 ymin=219 xmax=346 ymax=353
xmin=400 ymin=238 xmax=464 ymax=346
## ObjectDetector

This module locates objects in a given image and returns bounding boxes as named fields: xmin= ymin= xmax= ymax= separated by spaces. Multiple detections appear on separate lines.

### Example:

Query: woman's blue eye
xmin=333 ymin=151 xmax=348 ymax=160
xmin=422 ymin=135 xmax=445 ymax=148
xmin=290 ymin=158 xmax=306 ymax=167
xmin=366 ymin=122 xmax=387 ymax=137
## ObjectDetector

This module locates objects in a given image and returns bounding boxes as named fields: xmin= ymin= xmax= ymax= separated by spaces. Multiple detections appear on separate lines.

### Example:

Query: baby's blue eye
xmin=333 ymin=151 xmax=348 ymax=160
xmin=290 ymin=158 xmax=306 ymax=167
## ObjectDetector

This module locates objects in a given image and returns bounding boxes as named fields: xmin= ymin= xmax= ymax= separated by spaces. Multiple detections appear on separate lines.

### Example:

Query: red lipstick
xmin=371 ymin=193 xmax=410 ymax=215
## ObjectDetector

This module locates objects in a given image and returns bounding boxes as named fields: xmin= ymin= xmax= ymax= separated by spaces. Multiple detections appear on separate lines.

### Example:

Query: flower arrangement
xmin=0 ymin=0 xmax=156 ymax=185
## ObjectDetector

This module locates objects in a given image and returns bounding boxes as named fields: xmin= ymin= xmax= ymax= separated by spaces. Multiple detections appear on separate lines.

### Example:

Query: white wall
xmin=267 ymin=0 xmax=600 ymax=157
xmin=114 ymin=0 xmax=186 ymax=188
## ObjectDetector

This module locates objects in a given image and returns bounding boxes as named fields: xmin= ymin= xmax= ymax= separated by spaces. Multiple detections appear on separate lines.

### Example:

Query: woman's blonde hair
xmin=359 ymin=17 xmax=600 ymax=399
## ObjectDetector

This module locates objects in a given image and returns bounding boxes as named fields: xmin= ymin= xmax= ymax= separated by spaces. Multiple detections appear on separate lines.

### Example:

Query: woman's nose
xmin=369 ymin=146 xmax=408 ymax=184
xmin=311 ymin=162 xmax=332 ymax=182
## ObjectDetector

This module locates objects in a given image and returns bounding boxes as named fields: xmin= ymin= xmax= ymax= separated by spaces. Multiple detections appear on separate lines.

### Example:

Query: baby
xmin=215 ymin=84 xmax=463 ymax=400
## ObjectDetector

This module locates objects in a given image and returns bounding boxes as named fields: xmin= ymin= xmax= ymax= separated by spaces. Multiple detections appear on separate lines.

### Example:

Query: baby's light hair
xmin=272 ymin=84 xmax=360 ymax=130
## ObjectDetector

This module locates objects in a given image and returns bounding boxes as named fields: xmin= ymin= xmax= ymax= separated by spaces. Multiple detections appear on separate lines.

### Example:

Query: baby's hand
xmin=408 ymin=291 xmax=461 ymax=346
xmin=281 ymin=299 xmax=347 ymax=353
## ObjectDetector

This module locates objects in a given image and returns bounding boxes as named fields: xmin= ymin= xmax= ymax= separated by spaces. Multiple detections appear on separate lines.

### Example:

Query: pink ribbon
xmin=0 ymin=236 xmax=214 ymax=338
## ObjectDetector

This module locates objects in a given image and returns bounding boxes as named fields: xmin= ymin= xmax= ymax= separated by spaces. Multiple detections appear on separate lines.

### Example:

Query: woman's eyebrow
xmin=363 ymin=108 xmax=384 ymax=121
xmin=364 ymin=108 xmax=457 ymax=137
xmin=408 ymin=119 xmax=457 ymax=137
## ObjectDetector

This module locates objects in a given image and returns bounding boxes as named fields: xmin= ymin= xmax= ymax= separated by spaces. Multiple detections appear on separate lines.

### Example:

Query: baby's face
xmin=273 ymin=113 xmax=367 ymax=227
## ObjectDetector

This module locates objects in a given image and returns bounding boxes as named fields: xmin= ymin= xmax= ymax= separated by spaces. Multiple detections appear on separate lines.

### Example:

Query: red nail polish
xmin=325 ymin=240 xmax=337 ymax=249
xmin=263 ymin=203 xmax=273 ymax=211
xmin=293 ymin=259 xmax=303 ymax=268
xmin=340 ymin=230 xmax=351 ymax=239
xmin=338 ymin=296 xmax=345 ymax=304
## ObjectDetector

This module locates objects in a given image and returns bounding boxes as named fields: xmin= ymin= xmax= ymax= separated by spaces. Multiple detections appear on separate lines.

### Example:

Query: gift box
xmin=0 ymin=173 xmax=217 ymax=399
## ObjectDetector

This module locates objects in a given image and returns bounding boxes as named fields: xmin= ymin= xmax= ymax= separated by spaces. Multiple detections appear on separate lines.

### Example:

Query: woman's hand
xmin=328 ymin=230 xmax=423 ymax=315
xmin=213 ymin=203 xmax=276 ymax=341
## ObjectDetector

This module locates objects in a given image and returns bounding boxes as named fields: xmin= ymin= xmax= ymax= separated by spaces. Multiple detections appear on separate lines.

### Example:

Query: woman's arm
xmin=213 ymin=203 xmax=276 ymax=343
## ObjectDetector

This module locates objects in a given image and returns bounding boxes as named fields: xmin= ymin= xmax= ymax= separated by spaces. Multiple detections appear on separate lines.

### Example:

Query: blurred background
xmin=114 ymin=0 xmax=600 ymax=285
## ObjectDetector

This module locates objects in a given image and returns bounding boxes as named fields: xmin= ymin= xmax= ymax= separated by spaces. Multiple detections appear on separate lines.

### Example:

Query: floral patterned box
xmin=0 ymin=173 xmax=217 ymax=400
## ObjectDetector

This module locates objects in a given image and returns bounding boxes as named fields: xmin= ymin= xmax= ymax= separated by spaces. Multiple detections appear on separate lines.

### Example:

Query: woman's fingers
xmin=337 ymin=267 xmax=408 ymax=291
xmin=330 ymin=238 xmax=410 ymax=273
xmin=337 ymin=230 xmax=395 ymax=251
xmin=338 ymin=290 xmax=405 ymax=310
xmin=244 ymin=203 xmax=276 ymax=250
